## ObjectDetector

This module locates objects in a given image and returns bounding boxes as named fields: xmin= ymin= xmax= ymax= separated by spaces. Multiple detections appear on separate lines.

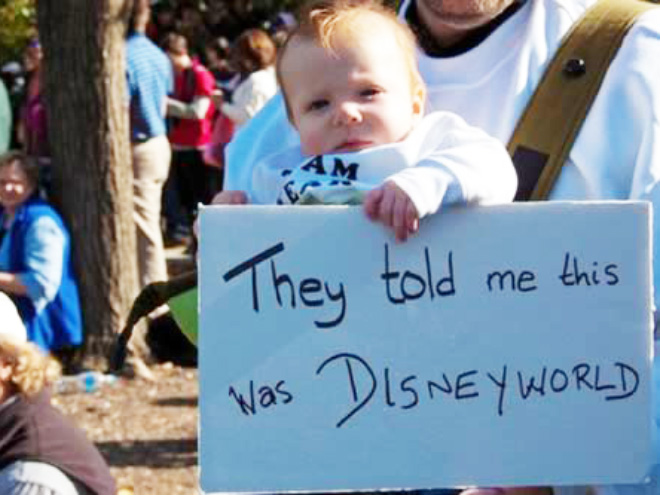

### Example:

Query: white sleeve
xmin=387 ymin=112 xmax=518 ymax=219
xmin=221 ymin=72 xmax=277 ymax=126
xmin=167 ymin=95 xmax=211 ymax=120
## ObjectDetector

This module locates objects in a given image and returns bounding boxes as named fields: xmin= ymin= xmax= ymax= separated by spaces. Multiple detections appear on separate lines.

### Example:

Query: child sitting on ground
xmin=214 ymin=0 xmax=517 ymax=241
xmin=0 ymin=292 xmax=116 ymax=495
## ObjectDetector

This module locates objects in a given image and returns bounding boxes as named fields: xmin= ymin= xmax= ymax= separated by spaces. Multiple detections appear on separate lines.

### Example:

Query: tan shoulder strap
xmin=508 ymin=0 xmax=657 ymax=201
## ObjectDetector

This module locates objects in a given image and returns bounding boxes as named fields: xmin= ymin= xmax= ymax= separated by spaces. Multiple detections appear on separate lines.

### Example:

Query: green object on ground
xmin=169 ymin=287 xmax=198 ymax=345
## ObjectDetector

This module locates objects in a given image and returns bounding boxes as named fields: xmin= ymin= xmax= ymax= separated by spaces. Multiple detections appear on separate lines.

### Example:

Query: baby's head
xmin=0 ymin=292 xmax=59 ymax=400
xmin=277 ymin=0 xmax=426 ymax=156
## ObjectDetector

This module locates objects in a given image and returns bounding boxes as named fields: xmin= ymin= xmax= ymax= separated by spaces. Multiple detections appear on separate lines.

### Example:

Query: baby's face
xmin=280 ymin=32 xmax=424 ymax=156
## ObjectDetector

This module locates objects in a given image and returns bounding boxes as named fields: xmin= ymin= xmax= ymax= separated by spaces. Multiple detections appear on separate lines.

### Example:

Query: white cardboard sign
xmin=198 ymin=201 xmax=653 ymax=493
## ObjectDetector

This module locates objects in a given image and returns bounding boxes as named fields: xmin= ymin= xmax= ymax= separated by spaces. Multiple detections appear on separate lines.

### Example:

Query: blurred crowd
xmin=0 ymin=0 xmax=291 ymax=369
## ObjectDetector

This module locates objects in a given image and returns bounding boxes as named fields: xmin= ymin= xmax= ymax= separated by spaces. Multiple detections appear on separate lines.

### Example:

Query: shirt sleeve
xmin=167 ymin=96 xmax=211 ymax=120
xmin=17 ymin=215 xmax=66 ymax=310
xmin=195 ymin=66 xmax=215 ymax=97
xmin=221 ymin=77 xmax=255 ymax=126
xmin=167 ymin=65 xmax=214 ymax=119
xmin=222 ymin=71 xmax=276 ymax=126
xmin=387 ymin=112 xmax=518 ymax=219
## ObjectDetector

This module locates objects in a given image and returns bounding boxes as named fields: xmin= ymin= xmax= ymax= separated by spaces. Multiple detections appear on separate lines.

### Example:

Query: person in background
xmin=214 ymin=28 xmax=278 ymax=128
xmin=16 ymin=38 xmax=50 ymax=196
xmin=17 ymin=39 xmax=46 ymax=157
xmin=222 ymin=0 xmax=660 ymax=494
xmin=204 ymin=36 xmax=240 ymax=96
xmin=203 ymin=0 xmax=245 ymax=41
xmin=203 ymin=36 xmax=240 ymax=169
xmin=163 ymin=32 xmax=219 ymax=245
xmin=0 ymin=63 xmax=25 ymax=150
xmin=146 ymin=0 xmax=176 ymax=47
xmin=0 ymin=151 xmax=82 ymax=368
xmin=126 ymin=0 xmax=174 ymax=298
xmin=0 ymin=295 xmax=116 ymax=495
xmin=267 ymin=11 xmax=297 ymax=47
xmin=175 ymin=2 xmax=210 ymax=59
xmin=0 ymin=79 xmax=10 ymax=154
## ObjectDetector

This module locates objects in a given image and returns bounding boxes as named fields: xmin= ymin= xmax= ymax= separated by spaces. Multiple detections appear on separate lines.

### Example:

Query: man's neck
xmin=406 ymin=0 xmax=525 ymax=57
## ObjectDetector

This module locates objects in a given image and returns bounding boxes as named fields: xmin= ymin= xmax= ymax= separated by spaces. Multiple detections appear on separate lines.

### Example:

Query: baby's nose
xmin=334 ymin=102 xmax=362 ymax=125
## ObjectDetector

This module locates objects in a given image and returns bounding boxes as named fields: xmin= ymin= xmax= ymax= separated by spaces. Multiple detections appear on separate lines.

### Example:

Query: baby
xmin=216 ymin=0 xmax=516 ymax=241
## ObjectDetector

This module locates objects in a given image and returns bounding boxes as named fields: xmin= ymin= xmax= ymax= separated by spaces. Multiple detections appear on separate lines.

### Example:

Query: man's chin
xmin=416 ymin=0 xmax=515 ymax=33
xmin=436 ymin=14 xmax=493 ymax=32
xmin=426 ymin=10 xmax=499 ymax=30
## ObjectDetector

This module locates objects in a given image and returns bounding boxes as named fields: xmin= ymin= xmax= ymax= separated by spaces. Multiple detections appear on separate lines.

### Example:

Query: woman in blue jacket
xmin=0 ymin=151 xmax=82 ymax=355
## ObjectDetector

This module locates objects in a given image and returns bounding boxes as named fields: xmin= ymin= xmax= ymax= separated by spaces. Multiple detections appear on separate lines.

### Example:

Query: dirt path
xmin=53 ymin=363 xmax=199 ymax=495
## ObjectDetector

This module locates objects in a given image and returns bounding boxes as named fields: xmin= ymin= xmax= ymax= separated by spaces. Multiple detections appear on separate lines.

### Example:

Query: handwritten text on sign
xmin=199 ymin=202 xmax=653 ymax=493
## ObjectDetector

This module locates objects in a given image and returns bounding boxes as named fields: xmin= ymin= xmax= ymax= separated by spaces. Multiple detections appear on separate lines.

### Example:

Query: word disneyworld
xmin=221 ymin=243 xmax=621 ymax=328
xmin=316 ymin=353 xmax=639 ymax=427
xmin=226 ymin=353 xmax=640 ymax=427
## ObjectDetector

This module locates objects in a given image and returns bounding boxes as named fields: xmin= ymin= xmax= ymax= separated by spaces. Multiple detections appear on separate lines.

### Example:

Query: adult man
xmin=221 ymin=0 xmax=660 ymax=494
xmin=126 ymin=0 xmax=173 ymax=292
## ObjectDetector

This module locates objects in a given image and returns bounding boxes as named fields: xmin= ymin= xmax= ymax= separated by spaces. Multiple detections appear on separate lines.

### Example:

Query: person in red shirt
xmin=163 ymin=33 xmax=220 ymax=246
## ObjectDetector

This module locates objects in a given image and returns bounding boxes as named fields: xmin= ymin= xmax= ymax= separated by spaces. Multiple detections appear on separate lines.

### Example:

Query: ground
xmin=49 ymin=242 xmax=200 ymax=494
xmin=52 ymin=363 xmax=199 ymax=495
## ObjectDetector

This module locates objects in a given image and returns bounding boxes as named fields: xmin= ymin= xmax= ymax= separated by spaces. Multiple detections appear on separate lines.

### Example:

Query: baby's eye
xmin=360 ymin=87 xmax=381 ymax=99
xmin=307 ymin=99 xmax=329 ymax=112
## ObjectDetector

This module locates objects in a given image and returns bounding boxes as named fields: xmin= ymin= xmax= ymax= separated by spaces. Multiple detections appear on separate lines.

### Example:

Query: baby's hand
xmin=211 ymin=190 xmax=248 ymax=205
xmin=364 ymin=181 xmax=419 ymax=242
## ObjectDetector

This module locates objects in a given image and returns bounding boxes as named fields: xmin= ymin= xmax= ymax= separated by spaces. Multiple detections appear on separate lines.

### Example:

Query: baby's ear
xmin=411 ymin=83 xmax=426 ymax=122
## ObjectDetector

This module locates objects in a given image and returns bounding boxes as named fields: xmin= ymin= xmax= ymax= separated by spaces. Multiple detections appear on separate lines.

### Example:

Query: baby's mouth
xmin=334 ymin=140 xmax=372 ymax=152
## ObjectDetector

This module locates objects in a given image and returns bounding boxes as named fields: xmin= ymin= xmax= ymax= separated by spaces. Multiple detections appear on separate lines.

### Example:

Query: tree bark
xmin=37 ymin=0 xmax=141 ymax=365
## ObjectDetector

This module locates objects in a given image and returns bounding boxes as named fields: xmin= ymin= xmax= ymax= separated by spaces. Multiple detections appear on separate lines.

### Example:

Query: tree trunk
xmin=37 ymin=0 xmax=141 ymax=365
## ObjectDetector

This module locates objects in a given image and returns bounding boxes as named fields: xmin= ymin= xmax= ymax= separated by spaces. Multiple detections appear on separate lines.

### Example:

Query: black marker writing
xmin=223 ymin=242 xmax=347 ymax=328
xmin=381 ymin=244 xmax=456 ymax=304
